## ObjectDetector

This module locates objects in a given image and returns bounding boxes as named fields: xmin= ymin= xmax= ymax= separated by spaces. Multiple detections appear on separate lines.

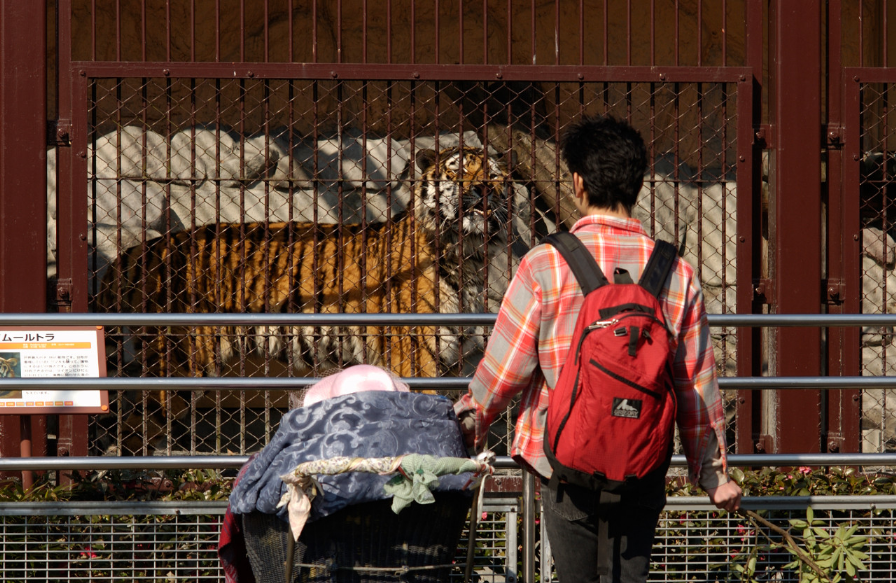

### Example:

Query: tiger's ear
xmin=415 ymin=149 xmax=439 ymax=173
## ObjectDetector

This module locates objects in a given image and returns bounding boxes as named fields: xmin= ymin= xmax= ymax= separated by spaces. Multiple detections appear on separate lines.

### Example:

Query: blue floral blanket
xmin=228 ymin=390 xmax=471 ymax=522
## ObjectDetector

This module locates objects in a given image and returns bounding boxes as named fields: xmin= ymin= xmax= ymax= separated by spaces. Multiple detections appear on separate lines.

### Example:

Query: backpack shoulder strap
xmin=543 ymin=232 xmax=609 ymax=295
xmin=638 ymin=240 xmax=677 ymax=298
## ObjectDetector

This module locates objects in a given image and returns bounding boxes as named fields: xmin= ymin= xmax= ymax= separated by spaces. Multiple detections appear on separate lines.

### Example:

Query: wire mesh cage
xmin=859 ymin=83 xmax=896 ymax=453
xmin=75 ymin=76 xmax=742 ymax=457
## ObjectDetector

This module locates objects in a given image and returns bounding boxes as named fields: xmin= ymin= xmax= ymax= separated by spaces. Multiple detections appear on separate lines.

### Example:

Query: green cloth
xmin=382 ymin=454 xmax=481 ymax=513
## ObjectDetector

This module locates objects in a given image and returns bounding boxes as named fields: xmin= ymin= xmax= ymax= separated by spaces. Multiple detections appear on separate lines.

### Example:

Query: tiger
xmin=0 ymin=356 xmax=22 ymax=399
xmin=96 ymin=146 xmax=519 ymax=448
xmin=0 ymin=356 xmax=17 ymax=378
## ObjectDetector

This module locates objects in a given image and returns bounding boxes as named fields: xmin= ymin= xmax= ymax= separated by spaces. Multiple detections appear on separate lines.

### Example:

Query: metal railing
xmin=3 ymin=312 xmax=896 ymax=581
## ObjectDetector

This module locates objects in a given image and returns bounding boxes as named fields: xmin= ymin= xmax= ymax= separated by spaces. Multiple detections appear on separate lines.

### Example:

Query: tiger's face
xmin=0 ymin=357 xmax=17 ymax=378
xmin=413 ymin=146 xmax=511 ymax=243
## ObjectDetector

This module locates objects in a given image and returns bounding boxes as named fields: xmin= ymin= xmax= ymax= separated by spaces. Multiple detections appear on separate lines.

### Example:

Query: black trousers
xmin=541 ymin=480 xmax=665 ymax=583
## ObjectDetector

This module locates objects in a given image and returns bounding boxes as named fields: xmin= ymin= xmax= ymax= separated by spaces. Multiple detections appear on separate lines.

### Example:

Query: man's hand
xmin=457 ymin=411 xmax=477 ymax=449
xmin=705 ymin=480 xmax=743 ymax=512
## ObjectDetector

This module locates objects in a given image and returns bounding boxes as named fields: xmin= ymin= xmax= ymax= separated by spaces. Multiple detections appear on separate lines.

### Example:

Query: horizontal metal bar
xmin=0 ymin=501 xmax=228 ymax=516
xmin=666 ymin=495 xmax=896 ymax=511
xmin=2 ymin=454 xmax=896 ymax=472
xmin=1 ymin=376 xmax=893 ymax=390
xmin=4 ymin=313 xmax=896 ymax=328
xmin=1 ymin=313 xmax=496 ymax=327
xmin=843 ymin=67 xmax=896 ymax=84
xmin=4 ymin=496 xmax=896 ymax=517
xmin=72 ymin=62 xmax=751 ymax=83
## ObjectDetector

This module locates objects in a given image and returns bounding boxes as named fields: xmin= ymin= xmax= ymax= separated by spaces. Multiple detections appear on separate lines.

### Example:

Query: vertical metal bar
xmin=522 ymin=472 xmax=536 ymax=583
xmin=166 ymin=0 xmax=170 ymax=61
xmin=843 ymin=73 xmax=865 ymax=452
xmin=858 ymin=0 xmax=864 ymax=67
xmin=64 ymin=46 xmax=93 ymax=460
xmin=0 ymin=0 xmax=49 ymax=466
xmin=507 ymin=0 xmax=512 ymax=65
xmin=409 ymin=79 xmax=419 ymax=373
xmin=540 ymin=498 xmax=552 ymax=583
xmin=116 ymin=0 xmax=121 ymax=61
xmin=696 ymin=83 xmax=704 ymax=283
xmin=91 ymin=0 xmax=96 ymax=60
xmin=825 ymin=0 xmax=861 ymax=453
xmin=506 ymin=508 xmax=519 ymax=582
xmin=734 ymin=0 xmax=763 ymax=455
xmin=674 ymin=0 xmax=679 ymax=66
xmin=189 ymin=76 xmax=198 ymax=454
xmin=337 ymin=79 xmax=345 ymax=367
xmin=215 ymin=0 xmax=220 ymax=62
xmin=286 ymin=78 xmax=296 ymax=385
xmin=627 ymin=0 xmax=631 ymax=66
xmin=141 ymin=0 xmax=146 ymax=61
xmin=603 ymin=0 xmax=608 ymax=66
xmin=483 ymin=0 xmax=488 ymax=64
xmin=360 ymin=79 xmax=369 ymax=364
xmin=554 ymin=0 xmax=559 ymax=66
xmin=579 ymin=0 xmax=584 ymax=65
xmin=55 ymin=0 xmax=89 ymax=468
xmin=650 ymin=0 xmax=655 ymax=66
xmin=455 ymin=0 xmax=459 ymax=65
xmin=213 ymin=80 xmax=223 ymax=453
xmin=722 ymin=0 xmax=727 ymax=66
xmin=532 ymin=0 xmax=536 ymax=65
xmin=384 ymin=79 xmax=393 ymax=367
xmin=312 ymin=78 xmax=321 ymax=374
xmin=697 ymin=0 xmax=702 ymax=66
xmin=191 ymin=0 xmax=195 ymax=61
xmin=774 ymin=0 xmax=823 ymax=453
xmin=649 ymin=81 xmax=656 ymax=236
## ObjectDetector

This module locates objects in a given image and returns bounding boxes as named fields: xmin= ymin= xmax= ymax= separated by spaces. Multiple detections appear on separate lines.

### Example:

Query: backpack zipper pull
xmin=587 ymin=319 xmax=617 ymax=331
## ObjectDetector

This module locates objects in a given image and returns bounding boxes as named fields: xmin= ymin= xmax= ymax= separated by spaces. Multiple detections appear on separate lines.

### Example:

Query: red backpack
xmin=543 ymin=232 xmax=678 ymax=493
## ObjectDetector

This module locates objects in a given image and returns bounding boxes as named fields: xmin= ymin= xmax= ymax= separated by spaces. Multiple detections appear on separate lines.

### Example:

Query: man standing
xmin=454 ymin=115 xmax=742 ymax=582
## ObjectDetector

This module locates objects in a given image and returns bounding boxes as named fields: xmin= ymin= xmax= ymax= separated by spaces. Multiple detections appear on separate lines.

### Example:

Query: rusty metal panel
xmin=0 ymin=1 xmax=50 ymax=312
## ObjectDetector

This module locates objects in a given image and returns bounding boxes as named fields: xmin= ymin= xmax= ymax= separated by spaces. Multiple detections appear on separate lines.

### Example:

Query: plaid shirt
xmin=454 ymin=214 xmax=729 ymax=485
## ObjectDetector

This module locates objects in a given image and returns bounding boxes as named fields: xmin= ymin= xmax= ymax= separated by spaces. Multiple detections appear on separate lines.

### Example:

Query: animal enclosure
xmin=3 ymin=0 xmax=894 ymax=461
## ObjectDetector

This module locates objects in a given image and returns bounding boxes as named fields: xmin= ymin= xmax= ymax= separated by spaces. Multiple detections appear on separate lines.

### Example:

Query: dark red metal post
xmin=825 ymin=0 xmax=862 ymax=453
xmin=0 ymin=0 xmax=49 ymax=483
xmin=772 ymin=0 xmax=823 ymax=453
xmin=735 ymin=0 xmax=764 ymax=455
xmin=55 ymin=0 xmax=91 ymax=470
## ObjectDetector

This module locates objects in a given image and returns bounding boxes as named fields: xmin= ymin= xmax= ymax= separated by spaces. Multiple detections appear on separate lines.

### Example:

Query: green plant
xmin=723 ymin=506 xmax=869 ymax=583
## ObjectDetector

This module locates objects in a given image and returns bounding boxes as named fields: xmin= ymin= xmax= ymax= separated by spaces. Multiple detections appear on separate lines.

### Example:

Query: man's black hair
xmin=560 ymin=115 xmax=647 ymax=212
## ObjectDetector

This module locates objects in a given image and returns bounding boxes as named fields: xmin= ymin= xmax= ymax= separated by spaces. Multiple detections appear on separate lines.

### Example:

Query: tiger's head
xmin=0 ymin=357 xmax=18 ymax=378
xmin=408 ymin=145 xmax=521 ymax=318
xmin=412 ymin=146 xmax=513 ymax=249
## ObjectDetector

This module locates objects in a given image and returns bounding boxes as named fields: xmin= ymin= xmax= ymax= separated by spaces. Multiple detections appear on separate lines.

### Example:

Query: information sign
xmin=0 ymin=326 xmax=108 ymax=414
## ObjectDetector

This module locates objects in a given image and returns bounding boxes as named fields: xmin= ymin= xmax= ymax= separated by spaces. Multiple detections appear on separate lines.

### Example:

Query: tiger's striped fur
xmin=97 ymin=147 xmax=516 ymax=437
